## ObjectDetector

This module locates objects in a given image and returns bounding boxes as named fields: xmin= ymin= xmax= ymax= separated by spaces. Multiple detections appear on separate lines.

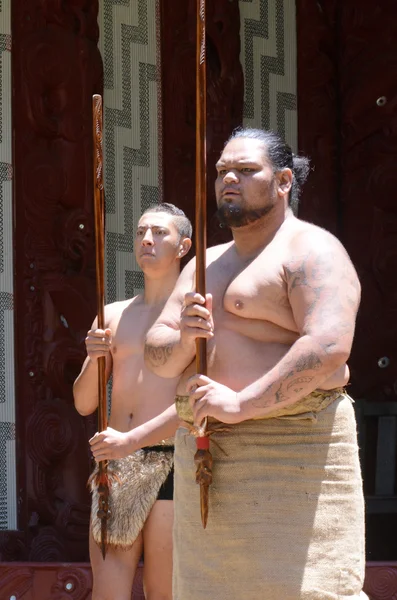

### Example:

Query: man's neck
xmin=142 ymin=265 xmax=180 ymax=305
xmin=231 ymin=204 xmax=293 ymax=259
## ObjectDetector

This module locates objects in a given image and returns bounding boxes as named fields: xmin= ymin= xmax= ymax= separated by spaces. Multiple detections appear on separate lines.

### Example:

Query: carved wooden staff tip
xmin=92 ymin=94 xmax=110 ymax=559
xmin=194 ymin=0 xmax=212 ymax=529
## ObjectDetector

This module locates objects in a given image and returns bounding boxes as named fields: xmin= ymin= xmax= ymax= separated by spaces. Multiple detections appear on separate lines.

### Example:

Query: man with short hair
xmin=74 ymin=203 xmax=192 ymax=600
xmin=145 ymin=130 xmax=368 ymax=600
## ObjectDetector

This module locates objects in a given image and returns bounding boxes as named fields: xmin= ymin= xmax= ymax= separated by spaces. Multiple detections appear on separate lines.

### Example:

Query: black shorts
xmin=143 ymin=445 xmax=174 ymax=501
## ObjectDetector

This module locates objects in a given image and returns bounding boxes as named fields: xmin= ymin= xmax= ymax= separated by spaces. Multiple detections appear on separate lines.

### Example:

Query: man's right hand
xmin=180 ymin=293 xmax=214 ymax=347
xmin=85 ymin=328 xmax=112 ymax=360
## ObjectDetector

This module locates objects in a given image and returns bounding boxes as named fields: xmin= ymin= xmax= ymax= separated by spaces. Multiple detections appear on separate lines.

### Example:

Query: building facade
xmin=0 ymin=0 xmax=396 ymax=598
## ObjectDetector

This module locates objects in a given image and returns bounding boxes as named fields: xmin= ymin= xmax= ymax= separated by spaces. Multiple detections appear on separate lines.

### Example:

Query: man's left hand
xmin=89 ymin=427 xmax=132 ymax=462
xmin=187 ymin=374 xmax=242 ymax=425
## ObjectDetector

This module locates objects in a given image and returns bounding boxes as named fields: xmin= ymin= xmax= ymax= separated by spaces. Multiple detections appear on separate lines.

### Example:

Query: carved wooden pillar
xmin=296 ymin=0 xmax=339 ymax=235
xmin=4 ymin=0 xmax=103 ymax=561
xmin=297 ymin=0 xmax=397 ymax=581
xmin=297 ymin=0 xmax=397 ymax=402
xmin=160 ymin=0 xmax=244 ymax=249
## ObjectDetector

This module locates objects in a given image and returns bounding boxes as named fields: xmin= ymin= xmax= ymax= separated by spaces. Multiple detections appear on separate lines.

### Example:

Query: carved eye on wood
xmin=26 ymin=401 xmax=74 ymax=467
xmin=29 ymin=526 xmax=65 ymax=562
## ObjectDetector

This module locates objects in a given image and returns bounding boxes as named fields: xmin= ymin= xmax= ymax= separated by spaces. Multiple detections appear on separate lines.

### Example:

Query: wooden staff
xmin=92 ymin=94 xmax=110 ymax=559
xmin=194 ymin=0 xmax=212 ymax=529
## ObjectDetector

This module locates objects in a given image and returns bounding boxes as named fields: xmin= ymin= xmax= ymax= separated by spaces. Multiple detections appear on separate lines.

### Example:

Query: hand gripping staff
xmin=89 ymin=94 xmax=117 ymax=559
xmin=194 ymin=0 xmax=212 ymax=529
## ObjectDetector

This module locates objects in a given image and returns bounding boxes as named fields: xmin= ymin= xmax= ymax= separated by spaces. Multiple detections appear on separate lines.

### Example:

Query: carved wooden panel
xmin=4 ymin=0 xmax=103 ymax=561
xmin=296 ymin=0 xmax=339 ymax=235
xmin=0 ymin=563 xmax=145 ymax=599
xmin=336 ymin=0 xmax=397 ymax=404
xmin=298 ymin=0 xmax=397 ymax=404
xmin=364 ymin=563 xmax=397 ymax=600
xmin=160 ymin=0 xmax=243 ymax=250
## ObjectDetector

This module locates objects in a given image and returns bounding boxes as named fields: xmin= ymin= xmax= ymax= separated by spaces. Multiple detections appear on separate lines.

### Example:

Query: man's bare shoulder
xmin=282 ymin=217 xmax=360 ymax=296
xmin=286 ymin=217 xmax=350 ymax=257
xmin=104 ymin=296 xmax=142 ymax=323
xmin=179 ymin=241 xmax=233 ymax=278
xmin=206 ymin=241 xmax=234 ymax=265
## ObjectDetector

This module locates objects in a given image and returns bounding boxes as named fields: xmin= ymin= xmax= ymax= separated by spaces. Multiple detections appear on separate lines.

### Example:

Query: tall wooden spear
xmin=194 ymin=0 xmax=212 ymax=529
xmin=92 ymin=94 xmax=110 ymax=559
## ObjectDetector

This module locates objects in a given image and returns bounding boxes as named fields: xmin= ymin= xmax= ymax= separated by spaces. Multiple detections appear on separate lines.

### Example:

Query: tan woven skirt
xmin=173 ymin=391 xmax=368 ymax=600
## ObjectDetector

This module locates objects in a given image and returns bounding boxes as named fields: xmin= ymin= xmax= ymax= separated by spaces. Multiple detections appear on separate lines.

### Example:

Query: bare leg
xmin=142 ymin=500 xmax=174 ymax=600
xmin=90 ymin=528 xmax=143 ymax=600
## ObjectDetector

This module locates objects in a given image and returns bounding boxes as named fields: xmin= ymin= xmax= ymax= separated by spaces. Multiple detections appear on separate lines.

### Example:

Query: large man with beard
xmin=145 ymin=129 xmax=367 ymax=600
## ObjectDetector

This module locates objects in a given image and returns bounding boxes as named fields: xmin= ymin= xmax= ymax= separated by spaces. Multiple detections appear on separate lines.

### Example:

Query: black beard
xmin=216 ymin=202 xmax=274 ymax=229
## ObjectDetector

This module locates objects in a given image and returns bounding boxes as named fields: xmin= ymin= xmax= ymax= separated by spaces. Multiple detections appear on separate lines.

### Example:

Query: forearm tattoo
xmin=144 ymin=344 xmax=173 ymax=367
xmin=251 ymin=349 xmax=322 ymax=409
xmin=286 ymin=376 xmax=314 ymax=393
xmin=274 ymin=383 xmax=288 ymax=404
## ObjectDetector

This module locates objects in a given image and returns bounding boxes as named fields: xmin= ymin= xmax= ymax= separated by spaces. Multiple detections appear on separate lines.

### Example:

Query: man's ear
xmin=178 ymin=237 xmax=192 ymax=258
xmin=277 ymin=168 xmax=293 ymax=197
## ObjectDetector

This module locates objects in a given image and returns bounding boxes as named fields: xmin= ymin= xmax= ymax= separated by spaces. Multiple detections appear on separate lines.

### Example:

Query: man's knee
xmin=91 ymin=570 xmax=131 ymax=600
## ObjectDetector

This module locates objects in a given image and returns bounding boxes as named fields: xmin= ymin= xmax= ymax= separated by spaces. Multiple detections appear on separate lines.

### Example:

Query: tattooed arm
xmin=144 ymin=258 xmax=198 ymax=377
xmin=236 ymin=230 xmax=361 ymax=420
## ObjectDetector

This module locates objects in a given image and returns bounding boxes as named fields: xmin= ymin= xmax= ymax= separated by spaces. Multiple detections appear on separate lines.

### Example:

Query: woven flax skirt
xmin=173 ymin=392 xmax=368 ymax=600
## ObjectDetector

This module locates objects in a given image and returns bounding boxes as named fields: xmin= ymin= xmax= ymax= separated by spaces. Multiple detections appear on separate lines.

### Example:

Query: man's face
xmin=215 ymin=138 xmax=278 ymax=228
xmin=135 ymin=212 xmax=181 ymax=273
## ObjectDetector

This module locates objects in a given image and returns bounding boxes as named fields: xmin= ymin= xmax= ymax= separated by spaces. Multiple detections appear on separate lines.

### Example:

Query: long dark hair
xmin=227 ymin=128 xmax=310 ymax=214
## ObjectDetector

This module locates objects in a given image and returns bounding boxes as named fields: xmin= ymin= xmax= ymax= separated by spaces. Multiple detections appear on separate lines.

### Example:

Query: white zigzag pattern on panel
xmin=0 ymin=0 xmax=17 ymax=530
xmin=99 ymin=0 xmax=160 ymax=303
xmin=239 ymin=0 xmax=297 ymax=150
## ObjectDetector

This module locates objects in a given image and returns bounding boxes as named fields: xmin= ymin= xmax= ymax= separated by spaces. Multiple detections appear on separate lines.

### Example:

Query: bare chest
xmin=108 ymin=306 xmax=159 ymax=359
xmin=207 ymin=250 xmax=296 ymax=331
